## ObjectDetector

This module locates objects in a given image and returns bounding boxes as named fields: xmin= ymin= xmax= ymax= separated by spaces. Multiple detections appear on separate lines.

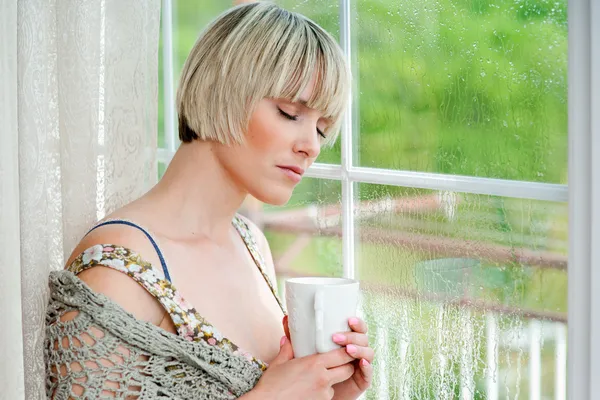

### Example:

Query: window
xmin=158 ymin=0 xmax=599 ymax=398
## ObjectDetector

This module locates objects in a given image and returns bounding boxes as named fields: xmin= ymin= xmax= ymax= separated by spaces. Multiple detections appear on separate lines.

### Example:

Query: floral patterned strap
xmin=66 ymin=245 xmax=268 ymax=371
xmin=232 ymin=215 xmax=287 ymax=315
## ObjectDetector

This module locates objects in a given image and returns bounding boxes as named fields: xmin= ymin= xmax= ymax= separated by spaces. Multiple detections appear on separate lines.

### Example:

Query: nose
xmin=293 ymin=125 xmax=321 ymax=159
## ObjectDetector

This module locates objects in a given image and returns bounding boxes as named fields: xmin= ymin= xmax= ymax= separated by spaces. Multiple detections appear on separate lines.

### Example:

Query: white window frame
xmin=158 ymin=0 xmax=600 ymax=398
xmin=569 ymin=0 xmax=599 ymax=398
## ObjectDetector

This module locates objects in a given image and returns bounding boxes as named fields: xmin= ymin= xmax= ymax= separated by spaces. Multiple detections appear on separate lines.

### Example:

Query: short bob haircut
xmin=176 ymin=2 xmax=351 ymax=148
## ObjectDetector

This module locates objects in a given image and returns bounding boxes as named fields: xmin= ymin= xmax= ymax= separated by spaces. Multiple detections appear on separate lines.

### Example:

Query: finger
xmin=282 ymin=315 xmax=291 ymax=340
xmin=332 ymin=332 xmax=369 ymax=347
xmin=327 ymin=388 xmax=335 ymax=399
xmin=348 ymin=317 xmax=368 ymax=334
xmin=327 ymin=363 xmax=355 ymax=385
xmin=270 ymin=336 xmax=294 ymax=366
xmin=358 ymin=359 xmax=373 ymax=385
xmin=318 ymin=347 xmax=355 ymax=369
xmin=345 ymin=344 xmax=375 ymax=363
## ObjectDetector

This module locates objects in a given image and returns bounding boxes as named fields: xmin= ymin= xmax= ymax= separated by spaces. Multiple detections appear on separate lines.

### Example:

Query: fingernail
xmin=332 ymin=334 xmax=345 ymax=344
xmin=361 ymin=359 xmax=370 ymax=367
xmin=349 ymin=317 xmax=359 ymax=326
xmin=346 ymin=344 xmax=357 ymax=355
xmin=280 ymin=336 xmax=287 ymax=346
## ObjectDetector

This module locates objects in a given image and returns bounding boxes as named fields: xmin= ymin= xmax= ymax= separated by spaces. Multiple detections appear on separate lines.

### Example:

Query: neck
xmin=140 ymin=141 xmax=247 ymax=241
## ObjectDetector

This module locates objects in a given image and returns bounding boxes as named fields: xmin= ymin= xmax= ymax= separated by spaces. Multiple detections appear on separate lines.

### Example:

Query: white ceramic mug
xmin=285 ymin=277 xmax=360 ymax=358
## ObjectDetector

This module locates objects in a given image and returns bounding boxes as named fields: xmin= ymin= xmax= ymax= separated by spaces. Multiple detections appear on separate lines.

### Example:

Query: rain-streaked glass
xmin=355 ymin=183 xmax=567 ymax=399
xmin=355 ymin=0 xmax=568 ymax=183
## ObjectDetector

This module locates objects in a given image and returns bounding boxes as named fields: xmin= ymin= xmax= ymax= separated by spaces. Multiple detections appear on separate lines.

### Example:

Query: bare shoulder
xmin=65 ymin=222 xmax=171 ymax=327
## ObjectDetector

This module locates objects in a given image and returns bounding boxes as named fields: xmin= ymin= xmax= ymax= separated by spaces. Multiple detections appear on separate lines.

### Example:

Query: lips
xmin=277 ymin=165 xmax=304 ymax=183
xmin=278 ymin=165 xmax=305 ymax=176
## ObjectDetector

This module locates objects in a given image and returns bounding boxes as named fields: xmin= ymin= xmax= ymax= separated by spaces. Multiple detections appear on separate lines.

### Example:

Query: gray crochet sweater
xmin=45 ymin=270 xmax=263 ymax=399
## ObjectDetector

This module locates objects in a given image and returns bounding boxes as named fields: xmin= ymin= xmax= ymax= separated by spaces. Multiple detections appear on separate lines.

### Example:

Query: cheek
xmin=246 ymin=116 xmax=285 ymax=152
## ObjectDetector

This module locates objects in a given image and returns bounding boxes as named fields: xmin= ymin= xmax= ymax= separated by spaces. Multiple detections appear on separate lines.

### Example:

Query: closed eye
xmin=278 ymin=107 xmax=327 ymax=139
xmin=278 ymin=108 xmax=298 ymax=121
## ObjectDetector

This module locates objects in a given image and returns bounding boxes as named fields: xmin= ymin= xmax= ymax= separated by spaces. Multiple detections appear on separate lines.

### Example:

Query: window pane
xmin=260 ymin=178 xmax=343 ymax=291
xmin=357 ymin=0 xmax=568 ymax=183
xmin=355 ymin=183 xmax=567 ymax=398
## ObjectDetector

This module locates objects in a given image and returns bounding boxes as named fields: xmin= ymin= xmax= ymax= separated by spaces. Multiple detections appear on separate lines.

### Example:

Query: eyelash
xmin=278 ymin=108 xmax=326 ymax=139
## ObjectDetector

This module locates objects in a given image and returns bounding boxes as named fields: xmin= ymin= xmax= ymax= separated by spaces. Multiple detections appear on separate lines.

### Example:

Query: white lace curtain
xmin=0 ymin=0 xmax=161 ymax=397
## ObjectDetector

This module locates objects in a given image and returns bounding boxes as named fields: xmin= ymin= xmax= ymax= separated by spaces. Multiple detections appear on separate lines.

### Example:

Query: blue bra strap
xmin=86 ymin=220 xmax=172 ymax=283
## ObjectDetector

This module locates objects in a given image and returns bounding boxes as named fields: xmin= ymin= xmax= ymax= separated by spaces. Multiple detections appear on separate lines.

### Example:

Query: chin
xmin=251 ymin=188 xmax=294 ymax=206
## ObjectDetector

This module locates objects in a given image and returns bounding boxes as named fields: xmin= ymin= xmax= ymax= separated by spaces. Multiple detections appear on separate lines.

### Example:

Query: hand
xmin=330 ymin=317 xmax=374 ymax=400
xmin=282 ymin=316 xmax=374 ymax=400
xmin=250 ymin=335 xmax=356 ymax=400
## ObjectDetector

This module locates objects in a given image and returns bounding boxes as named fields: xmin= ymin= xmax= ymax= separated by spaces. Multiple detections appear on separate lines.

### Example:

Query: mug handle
xmin=314 ymin=288 xmax=326 ymax=353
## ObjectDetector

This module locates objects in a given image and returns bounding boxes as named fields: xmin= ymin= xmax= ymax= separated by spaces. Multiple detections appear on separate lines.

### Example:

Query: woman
xmin=45 ymin=2 xmax=374 ymax=399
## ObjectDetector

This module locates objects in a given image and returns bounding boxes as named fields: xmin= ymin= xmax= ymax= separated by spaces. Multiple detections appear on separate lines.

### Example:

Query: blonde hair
xmin=176 ymin=2 xmax=350 ymax=147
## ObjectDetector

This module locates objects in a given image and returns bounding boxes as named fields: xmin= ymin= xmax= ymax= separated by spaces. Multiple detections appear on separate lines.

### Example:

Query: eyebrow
xmin=280 ymin=98 xmax=309 ymax=108
xmin=282 ymin=98 xmax=331 ymax=122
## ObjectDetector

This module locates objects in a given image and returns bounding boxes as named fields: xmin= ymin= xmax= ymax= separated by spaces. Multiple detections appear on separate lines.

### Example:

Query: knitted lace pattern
xmin=45 ymin=270 xmax=262 ymax=399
